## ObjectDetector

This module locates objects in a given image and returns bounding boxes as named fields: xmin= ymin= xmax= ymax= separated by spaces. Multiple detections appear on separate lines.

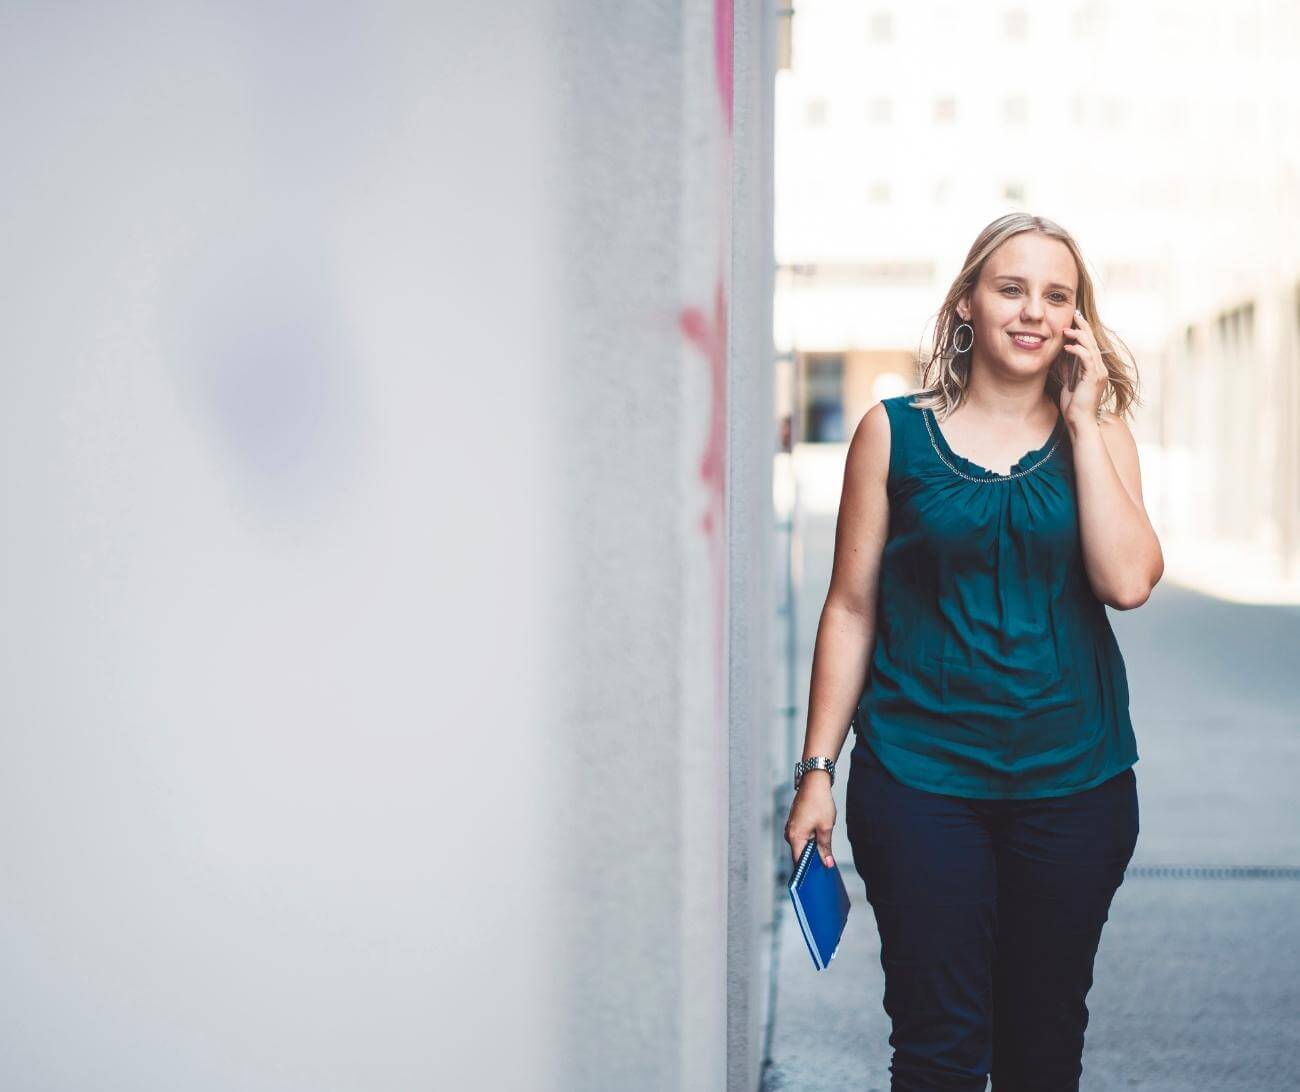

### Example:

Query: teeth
xmin=1012 ymin=335 xmax=1043 ymax=343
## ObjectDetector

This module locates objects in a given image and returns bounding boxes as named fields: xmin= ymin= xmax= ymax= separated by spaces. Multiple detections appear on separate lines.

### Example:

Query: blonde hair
xmin=910 ymin=213 xmax=1140 ymax=422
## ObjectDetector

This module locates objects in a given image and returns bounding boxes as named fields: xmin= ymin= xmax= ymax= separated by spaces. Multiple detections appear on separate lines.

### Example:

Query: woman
xmin=784 ymin=212 xmax=1163 ymax=1090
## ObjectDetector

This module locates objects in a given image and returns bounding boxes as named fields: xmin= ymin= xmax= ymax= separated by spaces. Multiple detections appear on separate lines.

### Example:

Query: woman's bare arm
xmin=1070 ymin=411 xmax=1164 ymax=609
xmin=784 ymin=401 xmax=891 ymax=866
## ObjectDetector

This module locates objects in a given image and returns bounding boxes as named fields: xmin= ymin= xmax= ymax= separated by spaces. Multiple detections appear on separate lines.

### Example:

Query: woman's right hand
xmin=784 ymin=776 xmax=837 ymax=869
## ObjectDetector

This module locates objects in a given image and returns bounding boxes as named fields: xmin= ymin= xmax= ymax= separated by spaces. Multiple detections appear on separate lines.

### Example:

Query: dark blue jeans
xmin=844 ymin=736 xmax=1139 ymax=1091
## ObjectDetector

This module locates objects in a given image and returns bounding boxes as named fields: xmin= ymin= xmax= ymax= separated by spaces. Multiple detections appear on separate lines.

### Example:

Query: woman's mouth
xmin=1009 ymin=333 xmax=1047 ymax=351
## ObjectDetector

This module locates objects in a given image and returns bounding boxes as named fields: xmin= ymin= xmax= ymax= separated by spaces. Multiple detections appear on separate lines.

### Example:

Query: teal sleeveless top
xmin=853 ymin=392 xmax=1139 ymax=799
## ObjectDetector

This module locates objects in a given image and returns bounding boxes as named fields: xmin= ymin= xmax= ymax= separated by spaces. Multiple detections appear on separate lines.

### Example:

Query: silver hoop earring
xmin=951 ymin=322 xmax=974 ymax=354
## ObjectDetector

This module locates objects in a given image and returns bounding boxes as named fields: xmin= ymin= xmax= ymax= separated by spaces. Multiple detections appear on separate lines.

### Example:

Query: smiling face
xmin=957 ymin=232 xmax=1079 ymax=380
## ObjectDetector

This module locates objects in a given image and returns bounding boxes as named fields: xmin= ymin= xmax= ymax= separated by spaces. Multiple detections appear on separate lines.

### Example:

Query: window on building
xmin=1216 ymin=302 xmax=1256 ymax=351
xmin=777 ymin=5 xmax=793 ymax=71
xmin=1072 ymin=7 xmax=1100 ymax=35
xmin=800 ymin=354 xmax=846 ymax=443
xmin=1104 ymin=263 xmax=1162 ymax=291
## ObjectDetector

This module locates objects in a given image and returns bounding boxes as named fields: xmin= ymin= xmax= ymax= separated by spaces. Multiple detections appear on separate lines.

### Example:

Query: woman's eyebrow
xmin=993 ymin=274 xmax=1076 ymax=293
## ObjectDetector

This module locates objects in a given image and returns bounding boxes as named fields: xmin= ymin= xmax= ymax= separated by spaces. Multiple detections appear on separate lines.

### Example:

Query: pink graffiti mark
xmin=669 ymin=0 xmax=732 ymax=717
xmin=675 ymin=0 xmax=733 ymax=719
xmin=679 ymin=274 xmax=728 ymax=710
xmin=715 ymin=0 xmax=734 ymax=132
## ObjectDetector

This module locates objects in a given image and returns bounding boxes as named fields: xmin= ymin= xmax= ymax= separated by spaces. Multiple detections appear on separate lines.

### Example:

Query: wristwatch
xmin=794 ymin=756 xmax=836 ymax=792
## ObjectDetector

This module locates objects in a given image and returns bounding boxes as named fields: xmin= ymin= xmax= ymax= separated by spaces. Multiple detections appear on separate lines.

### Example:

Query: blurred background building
xmin=775 ymin=0 xmax=1300 ymax=602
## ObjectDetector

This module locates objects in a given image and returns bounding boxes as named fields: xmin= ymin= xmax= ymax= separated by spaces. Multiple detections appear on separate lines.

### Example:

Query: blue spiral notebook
xmin=788 ymin=838 xmax=852 ymax=970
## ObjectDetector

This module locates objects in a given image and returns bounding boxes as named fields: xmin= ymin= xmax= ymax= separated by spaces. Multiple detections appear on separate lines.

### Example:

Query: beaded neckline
xmin=921 ymin=406 xmax=1063 ymax=483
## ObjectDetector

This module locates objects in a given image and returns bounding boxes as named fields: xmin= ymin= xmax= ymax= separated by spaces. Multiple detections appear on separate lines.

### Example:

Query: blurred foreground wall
xmin=1 ymin=3 xmax=776 ymax=1090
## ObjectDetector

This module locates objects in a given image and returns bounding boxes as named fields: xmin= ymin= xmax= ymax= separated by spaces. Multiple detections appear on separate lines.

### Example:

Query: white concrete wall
xmin=728 ymin=3 xmax=779 ymax=1089
xmin=1 ymin=3 xmax=776 ymax=1090
xmin=2 ymin=4 xmax=560 ymax=1089
xmin=548 ymin=3 xmax=775 ymax=1088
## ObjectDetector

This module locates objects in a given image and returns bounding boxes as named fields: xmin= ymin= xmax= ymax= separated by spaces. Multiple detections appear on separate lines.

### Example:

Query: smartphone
xmin=1056 ymin=317 xmax=1082 ymax=391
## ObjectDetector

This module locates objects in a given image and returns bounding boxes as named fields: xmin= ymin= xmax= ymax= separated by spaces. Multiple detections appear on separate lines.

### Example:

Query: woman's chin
xmin=990 ymin=355 xmax=1050 ymax=379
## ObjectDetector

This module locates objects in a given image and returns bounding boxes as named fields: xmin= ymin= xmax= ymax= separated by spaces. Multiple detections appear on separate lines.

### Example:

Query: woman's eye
xmin=1002 ymin=286 xmax=1070 ymax=303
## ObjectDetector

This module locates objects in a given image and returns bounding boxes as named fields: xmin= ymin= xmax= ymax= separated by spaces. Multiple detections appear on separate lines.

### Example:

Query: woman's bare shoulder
xmin=846 ymin=399 xmax=892 ymax=482
xmin=828 ymin=402 xmax=892 ymax=613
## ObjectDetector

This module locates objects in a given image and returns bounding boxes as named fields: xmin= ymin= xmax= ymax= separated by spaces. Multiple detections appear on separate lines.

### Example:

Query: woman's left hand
xmin=1058 ymin=309 xmax=1106 ymax=424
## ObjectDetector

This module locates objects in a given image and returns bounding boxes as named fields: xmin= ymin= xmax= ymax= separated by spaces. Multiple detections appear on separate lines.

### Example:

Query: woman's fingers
xmin=786 ymin=827 xmax=808 ymax=865
xmin=817 ymin=828 xmax=835 ymax=869
xmin=785 ymin=826 xmax=836 ymax=868
xmin=786 ymin=798 xmax=837 ymax=866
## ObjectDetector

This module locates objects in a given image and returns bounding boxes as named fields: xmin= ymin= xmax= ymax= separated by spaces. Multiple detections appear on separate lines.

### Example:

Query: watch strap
xmin=794 ymin=756 xmax=836 ymax=791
